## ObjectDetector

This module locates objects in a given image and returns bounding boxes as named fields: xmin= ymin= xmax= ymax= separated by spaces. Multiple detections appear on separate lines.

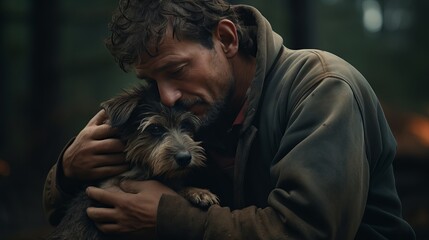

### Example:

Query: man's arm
xmin=43 ymin=110 xmax=128 ymax=225
xmin=85 ymin=78 xmax=370 ymax=239
xmin=156 ymin=78 xmax=369 ymax=239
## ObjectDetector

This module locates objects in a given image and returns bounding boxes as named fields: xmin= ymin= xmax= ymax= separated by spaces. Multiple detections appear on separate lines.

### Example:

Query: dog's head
xmin=100 ymin=83 xmax=206 ymax=179
xmin=100 ymin=82 xmax=157 ymax=131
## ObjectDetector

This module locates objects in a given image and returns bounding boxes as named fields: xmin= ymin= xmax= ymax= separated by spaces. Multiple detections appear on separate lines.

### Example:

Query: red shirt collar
xmin=232 ymin=100 xmax=248 ymax=127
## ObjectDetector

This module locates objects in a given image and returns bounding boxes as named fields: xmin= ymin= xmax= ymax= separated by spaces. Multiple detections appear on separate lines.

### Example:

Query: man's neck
xmin=197 ymin=54 xmax=256 ymax=141
xmin=229 ymin=53 xmax=256 ymax=119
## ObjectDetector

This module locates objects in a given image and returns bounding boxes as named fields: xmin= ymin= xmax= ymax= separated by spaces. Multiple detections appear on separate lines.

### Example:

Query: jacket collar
xmin=232 ymin=5 xmax=284 ymax=133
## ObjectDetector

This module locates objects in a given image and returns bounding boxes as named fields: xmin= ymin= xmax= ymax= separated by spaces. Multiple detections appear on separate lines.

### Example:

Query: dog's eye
xmin=180 ymin=121 xmax=196 ymax=134
xmin=146 ymin=124 xmax=166 ymax=137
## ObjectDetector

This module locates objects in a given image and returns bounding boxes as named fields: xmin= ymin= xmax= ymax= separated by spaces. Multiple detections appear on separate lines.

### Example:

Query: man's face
xmin=135 ymin=34 xmax=235 ymax=127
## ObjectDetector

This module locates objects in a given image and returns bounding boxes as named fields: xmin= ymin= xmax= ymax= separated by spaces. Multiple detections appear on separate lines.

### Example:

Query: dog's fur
xmin=48 ymin=83 xmax=218 ymax=240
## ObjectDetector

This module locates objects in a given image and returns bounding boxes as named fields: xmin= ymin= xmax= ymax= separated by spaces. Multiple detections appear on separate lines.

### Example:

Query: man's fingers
xmin=92 ymin=153 xmax=126 ymax=167
xmin=119 ymin=180 xmax=177 ymax=195
xmin=91 ymin=164 xmax=129 ymax=179
xmin=87 ymin=110 xmax=109 ymax=126
xmin=86 ymin=186 xmax=123 ymax=206
xmin=87 ymin=205 xmax=117 ymax=223
xmin=93 ymin=138 xmax=125 ymax=153
xmin=95 ymin=223 xmax=123 ymax=233
xmin=119 ymin=180 xmax=146 ymax=194
xmin=91 ymin=124 xmax=120 ymax=140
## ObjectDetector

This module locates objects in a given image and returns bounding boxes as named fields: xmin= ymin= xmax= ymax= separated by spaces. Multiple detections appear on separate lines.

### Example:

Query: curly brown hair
xmin=105 ymin=0 xmax=255 ymax=71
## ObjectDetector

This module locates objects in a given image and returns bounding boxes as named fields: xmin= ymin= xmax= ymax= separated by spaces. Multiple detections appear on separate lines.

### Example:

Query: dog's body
xmin=49 ymin=84 xmax=218 ymax=240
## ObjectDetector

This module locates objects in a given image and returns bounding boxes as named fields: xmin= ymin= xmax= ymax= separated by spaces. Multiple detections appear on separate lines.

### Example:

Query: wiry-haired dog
xmin=48 ymin=83 xmax=219 ymax=240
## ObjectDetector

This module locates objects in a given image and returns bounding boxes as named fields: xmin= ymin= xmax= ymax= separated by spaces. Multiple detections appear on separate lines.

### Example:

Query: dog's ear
xmin=101 ymin=83 xmax=151 ymax=127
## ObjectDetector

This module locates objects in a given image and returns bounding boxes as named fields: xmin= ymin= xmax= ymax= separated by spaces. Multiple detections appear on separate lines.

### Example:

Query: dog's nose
xmin=175 ymin=151 xmax=192 ymax=167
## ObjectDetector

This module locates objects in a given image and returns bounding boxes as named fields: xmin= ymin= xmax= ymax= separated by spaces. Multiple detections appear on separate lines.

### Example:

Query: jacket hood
xmin=233 ymin=5 xmax=284 ymax=131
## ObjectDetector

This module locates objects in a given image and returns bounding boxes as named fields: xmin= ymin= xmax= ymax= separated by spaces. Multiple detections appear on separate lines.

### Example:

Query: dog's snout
xmin=175 ymin=151 xmax=192 ymax=167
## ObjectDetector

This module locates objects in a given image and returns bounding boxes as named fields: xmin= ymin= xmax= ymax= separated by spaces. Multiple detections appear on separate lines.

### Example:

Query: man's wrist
xmin=55 ymin=138 xmax=83 ymax=195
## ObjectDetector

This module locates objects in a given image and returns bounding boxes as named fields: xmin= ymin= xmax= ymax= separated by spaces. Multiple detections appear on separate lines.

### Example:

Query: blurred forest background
xmin=1 ymin=0 xmax=428 ymax=239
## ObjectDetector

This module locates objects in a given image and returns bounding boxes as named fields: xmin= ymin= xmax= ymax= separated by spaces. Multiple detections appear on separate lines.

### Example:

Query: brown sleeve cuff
xmin=157 ymin=194 xmax=208 ymax=240
xmin=43 ymin=137 xmax=81 ymax=225
xmin=54 ymin=137 xmax=85 ymax=196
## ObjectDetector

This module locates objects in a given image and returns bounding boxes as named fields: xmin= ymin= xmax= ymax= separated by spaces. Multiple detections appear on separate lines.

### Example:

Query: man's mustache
xmin=174 ymin=98 xmax=205 ymax=110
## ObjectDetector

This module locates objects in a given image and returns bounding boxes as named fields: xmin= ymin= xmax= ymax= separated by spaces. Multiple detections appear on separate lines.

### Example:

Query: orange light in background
xmin=408 ymin=116 xmax=429 ymax=147
xmin=0 ymin=159 xmax=11 ymax=177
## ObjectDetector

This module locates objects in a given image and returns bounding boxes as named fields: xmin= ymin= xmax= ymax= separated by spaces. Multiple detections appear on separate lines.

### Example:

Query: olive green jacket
xmin=43 ymin=5 xmax=415 ymax=240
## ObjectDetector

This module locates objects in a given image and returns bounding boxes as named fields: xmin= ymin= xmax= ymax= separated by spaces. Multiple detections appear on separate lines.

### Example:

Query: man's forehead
xmin=135 ymin=30 xmax=181 ymax=66
xmin=136 ymin=36 xmax=205 ymax=71
xmin=134 ymin=42 xmax=190 ymax=78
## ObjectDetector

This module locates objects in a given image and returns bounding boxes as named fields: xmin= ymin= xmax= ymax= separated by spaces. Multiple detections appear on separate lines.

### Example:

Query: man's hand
xmin=63 ymin=109 xmax=128 ymax=181
xmin=86 ymin=180 xmax=179 ymax=237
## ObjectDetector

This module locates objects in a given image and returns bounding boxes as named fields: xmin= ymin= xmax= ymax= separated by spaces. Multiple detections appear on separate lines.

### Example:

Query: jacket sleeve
xmin=43 ymin=138 xmax=82 ymax=226
xmin=156 ymin=78 xmax=369 ymax=239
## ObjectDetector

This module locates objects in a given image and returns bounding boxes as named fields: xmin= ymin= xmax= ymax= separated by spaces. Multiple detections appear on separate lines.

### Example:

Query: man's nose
xmin=157 ymin=80 xmax=182 ymax=107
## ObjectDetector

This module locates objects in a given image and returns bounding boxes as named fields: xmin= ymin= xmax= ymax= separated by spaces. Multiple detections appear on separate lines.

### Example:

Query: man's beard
xmin=176 ymin=82 xmax=234 ymax=128
xmin=199 ymin=98 xmax=228 ymax=127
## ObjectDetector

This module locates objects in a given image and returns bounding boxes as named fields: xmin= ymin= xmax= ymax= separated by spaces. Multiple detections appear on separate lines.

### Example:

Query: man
xmin=43 ymin=0 xmax=416 ymax=239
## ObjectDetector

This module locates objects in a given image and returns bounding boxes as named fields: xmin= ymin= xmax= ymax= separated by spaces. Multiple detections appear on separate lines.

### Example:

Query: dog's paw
xmin=180 ymin=187 xmax=219 ymax=208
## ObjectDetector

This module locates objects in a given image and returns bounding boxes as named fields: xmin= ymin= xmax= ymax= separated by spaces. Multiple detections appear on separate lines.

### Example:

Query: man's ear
xmin=215 ymin=19 xmax=239 ymax=58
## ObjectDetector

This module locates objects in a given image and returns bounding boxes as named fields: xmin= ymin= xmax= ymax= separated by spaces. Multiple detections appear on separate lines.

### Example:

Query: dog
xmin=48 ymin=83 xmax=219 ymax=240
